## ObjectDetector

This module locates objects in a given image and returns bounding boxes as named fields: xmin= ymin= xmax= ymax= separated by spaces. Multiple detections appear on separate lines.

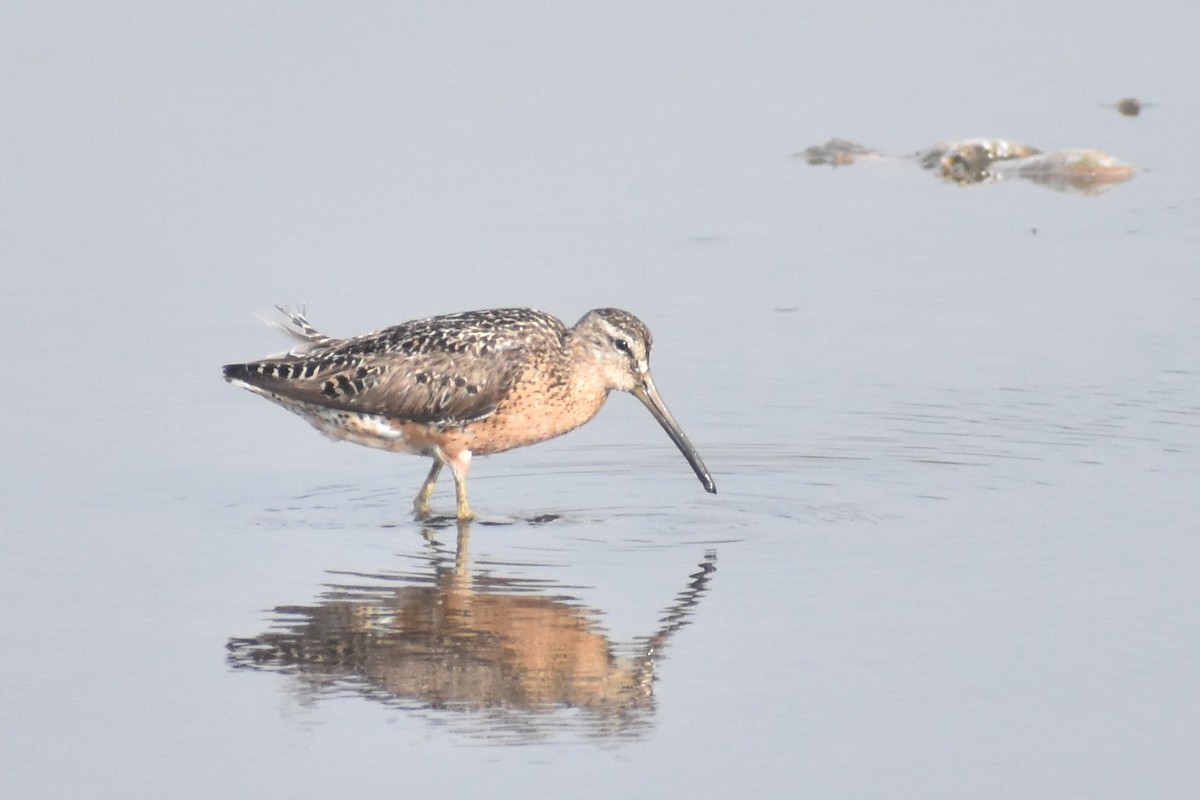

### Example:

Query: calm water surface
xmin=2 ymin=2 xmax=1198 ymax=798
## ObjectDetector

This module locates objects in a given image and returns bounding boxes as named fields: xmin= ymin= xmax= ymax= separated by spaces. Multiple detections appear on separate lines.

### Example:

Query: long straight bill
xmin=632 ymin=373 xmax=717 ymax=494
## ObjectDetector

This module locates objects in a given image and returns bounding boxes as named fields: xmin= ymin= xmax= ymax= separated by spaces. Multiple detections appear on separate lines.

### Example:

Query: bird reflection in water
xmin=227 ymin=523 xmax=717 ymax=742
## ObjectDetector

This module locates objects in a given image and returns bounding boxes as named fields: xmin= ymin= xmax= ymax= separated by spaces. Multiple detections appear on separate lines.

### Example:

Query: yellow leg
xmin=412 ymin=460 xmax=442 ymax=518
xmin=453 ymin=473 xmax=476 ymax=520
xmin=448 ymin=451 xmax=476 ymax=520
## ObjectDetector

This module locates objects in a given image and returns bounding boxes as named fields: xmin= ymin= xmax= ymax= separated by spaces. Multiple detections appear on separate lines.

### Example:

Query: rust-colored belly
xmin=444 ymin=378 xmax=608 ymax=457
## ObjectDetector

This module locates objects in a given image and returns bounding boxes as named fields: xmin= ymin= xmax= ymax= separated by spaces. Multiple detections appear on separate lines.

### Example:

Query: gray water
xmin=3 ymin=2 xmax=1198 ymax=798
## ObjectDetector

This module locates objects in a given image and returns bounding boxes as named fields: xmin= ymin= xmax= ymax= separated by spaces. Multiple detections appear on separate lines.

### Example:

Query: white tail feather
xmin=257 ymin=305 xmax=334 ymax=356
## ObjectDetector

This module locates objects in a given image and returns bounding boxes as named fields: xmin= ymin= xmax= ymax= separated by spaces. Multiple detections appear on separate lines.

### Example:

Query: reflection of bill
xmin=228 ymin=524 xmax=717 ymax=742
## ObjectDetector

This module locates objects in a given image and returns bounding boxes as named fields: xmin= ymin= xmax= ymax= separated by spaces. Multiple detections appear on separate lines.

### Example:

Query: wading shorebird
xmin=223 ymin=307 xmax=716 ymax=519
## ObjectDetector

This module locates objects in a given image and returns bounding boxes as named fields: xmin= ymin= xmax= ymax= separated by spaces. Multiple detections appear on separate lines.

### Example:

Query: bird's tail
xmin=262 ymin=304 xmax=329 ymax=343
xmin=224 ymin=306 xmax=333 ymax=385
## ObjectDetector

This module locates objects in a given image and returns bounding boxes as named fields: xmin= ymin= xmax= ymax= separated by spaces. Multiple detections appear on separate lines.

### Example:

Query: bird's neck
xmin=556 ymin=335 xmax=611 ymax=427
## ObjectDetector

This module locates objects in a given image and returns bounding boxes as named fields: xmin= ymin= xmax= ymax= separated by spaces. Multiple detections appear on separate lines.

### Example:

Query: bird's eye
xmin=613 ymin=338 xmax=631 ymax=354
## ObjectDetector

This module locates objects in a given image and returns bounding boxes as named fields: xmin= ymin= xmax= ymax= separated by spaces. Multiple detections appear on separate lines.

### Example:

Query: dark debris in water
xmin=918 ymin=138 xmax=1040 ymax=182
xmin=412 ymin=513 xmax=561 ymax=529
xmin=1115 ymin=97 xmax=1142 ymax=116
xmin=796 ymin=138 xmax=881 ymax=166
xmin=799 ymin=135 xmax=1137 ymax=195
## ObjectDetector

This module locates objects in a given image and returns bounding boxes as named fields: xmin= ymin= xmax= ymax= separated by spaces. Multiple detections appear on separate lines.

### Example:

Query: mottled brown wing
xmin=353 ymin=345 xmax=529 ymax=424
xmin=226 ymin=307 xmax=570 ymax=425
xmin=224 ymin=345 xmax=529 ymax=426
